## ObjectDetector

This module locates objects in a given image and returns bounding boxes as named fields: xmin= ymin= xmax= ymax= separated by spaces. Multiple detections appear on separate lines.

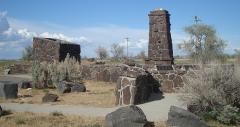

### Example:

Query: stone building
xmin=33 ymin=37 xmax=81 ymax=62
xmin=146 ymin=9 xmax=174 ymax=65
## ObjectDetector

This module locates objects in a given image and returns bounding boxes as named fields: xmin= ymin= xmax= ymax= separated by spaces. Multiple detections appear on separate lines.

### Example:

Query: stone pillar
xmin=146 ymin=8 xmax=174 ymax=65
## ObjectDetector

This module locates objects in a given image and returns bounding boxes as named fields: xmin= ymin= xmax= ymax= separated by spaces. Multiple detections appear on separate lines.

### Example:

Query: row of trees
xmin=95 ymin=43 xmax=145 ymax=60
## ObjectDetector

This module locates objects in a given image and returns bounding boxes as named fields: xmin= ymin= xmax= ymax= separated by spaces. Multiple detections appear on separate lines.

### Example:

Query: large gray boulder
xmin=105 ymin=105 xmax=154 ymax=127
xmin=167 ymin=106 xmax=209 ymax=127
xmin=71 ymin=84 xmax=86 ymax=92
xmin=42 ymin=93 xmax=58 ymax=103
xmin=0 ymin=105 xmax=3 ymax=117
xmin=0 ymin=81 xmax=18 ymax=99
xmin=57 ymin=82 xmax=72 ymax=93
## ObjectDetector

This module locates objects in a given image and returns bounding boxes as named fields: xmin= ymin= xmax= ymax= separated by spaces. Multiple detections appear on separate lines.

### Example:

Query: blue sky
xmin=0 ymin=0 xmax=240 ymax=59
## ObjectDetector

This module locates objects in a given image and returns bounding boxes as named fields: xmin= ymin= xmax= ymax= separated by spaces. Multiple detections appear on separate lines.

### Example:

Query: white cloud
xmin=39 ymin=32 xmax=89 ymax=44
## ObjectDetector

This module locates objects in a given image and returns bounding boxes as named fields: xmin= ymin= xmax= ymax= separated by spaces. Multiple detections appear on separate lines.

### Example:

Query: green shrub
xmin=217 ymin=105 xmax=240 ymax=124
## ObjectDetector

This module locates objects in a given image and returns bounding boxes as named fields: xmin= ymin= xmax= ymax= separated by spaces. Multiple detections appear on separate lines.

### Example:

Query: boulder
xmin=0 ymin=105 xmax=3 ymax=117
xmin=71 ymin=84 xmax=86 ymax=92
xmin=0 ymin=82 xmax=18 ymax=99
xmin=167 ymin=106 xmax=209 ymax=127
xmin=105 ymin=105 xmax=154 ymax=127
xmin=57 ymin=82 xmax=72 ymax=93
xmin=18 ymin=81 xmax=32 ymax=89
xmin=42 ymin=93 xmax=58 ymax=103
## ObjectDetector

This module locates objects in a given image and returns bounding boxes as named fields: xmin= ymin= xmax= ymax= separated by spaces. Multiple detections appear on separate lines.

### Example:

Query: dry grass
xmin=207 ymin=120 xmax=238 ymax=127
xmin=0 ymin=111 xmax=104 ymax=127
xmin=0 ymin=80 xmax=116 ymax=107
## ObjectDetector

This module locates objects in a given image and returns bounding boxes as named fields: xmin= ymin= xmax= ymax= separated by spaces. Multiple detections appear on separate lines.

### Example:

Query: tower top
xmin=149 ymin=8 xmax=169 ymax=16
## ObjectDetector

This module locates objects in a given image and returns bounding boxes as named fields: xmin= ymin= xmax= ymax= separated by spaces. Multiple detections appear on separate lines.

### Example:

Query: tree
xmin=22 ymin=45 xmax=33 ymax=61
xmin=136 ymin=50 xmax=146 ymax=60
xmin=178 ymin=23 xmax=226 ymax=63
xmin=111 ymin=43 xmax=124 ymax=60
xmin=95 ymin=46 xmax=108 ymax=60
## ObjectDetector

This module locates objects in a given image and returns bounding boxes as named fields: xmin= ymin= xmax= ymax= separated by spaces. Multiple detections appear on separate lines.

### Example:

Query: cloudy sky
xmin=0 ymin=0 xmax=240 ymax=59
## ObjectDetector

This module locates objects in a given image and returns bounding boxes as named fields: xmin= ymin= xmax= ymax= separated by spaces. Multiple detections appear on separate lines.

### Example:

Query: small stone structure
xmin=146 ymin=9 xmax=174 ymax=65
xmin=33 ymin=37 xmax=81 ymax=62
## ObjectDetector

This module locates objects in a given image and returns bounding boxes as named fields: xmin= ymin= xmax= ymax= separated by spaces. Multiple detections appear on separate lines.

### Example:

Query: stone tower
xmin=146 ymin=9 xmax=173 ymax=65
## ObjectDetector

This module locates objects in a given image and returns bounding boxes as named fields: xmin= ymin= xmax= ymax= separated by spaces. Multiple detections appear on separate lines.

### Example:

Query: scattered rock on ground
xmin=42 ymin=93 xmax=58 ymax=103
xmin=18 ymin=81 xmax=32 ymax=89
xmin=0 ymin=82 xmax=18 ymax=99
xmin=105 ymin=105 xmax=154 ymax=127
xmin=167 ymin=106 xmax=209 ymax=127
xmin=57 ymin=81 xmax=87 ymax=93
xmin=71 ymin=84 xmax=86 ymax=92
xmin=57 ymin=82 xmax=72 ymax=93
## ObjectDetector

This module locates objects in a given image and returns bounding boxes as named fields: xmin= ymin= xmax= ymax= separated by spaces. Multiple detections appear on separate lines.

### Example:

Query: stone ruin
xmin=33 ymin=37 xmax=81 ymax=63
xmin=145 ymin=9 xmax=174 ymax=65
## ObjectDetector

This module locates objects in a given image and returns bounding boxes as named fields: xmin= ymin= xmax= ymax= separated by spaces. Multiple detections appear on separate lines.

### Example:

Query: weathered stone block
xmin=0 ymin=82 xmax=18 ymax=99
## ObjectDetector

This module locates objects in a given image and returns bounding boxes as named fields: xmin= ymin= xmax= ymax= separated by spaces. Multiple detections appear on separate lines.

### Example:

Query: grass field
xmin=0 ymin=111 xmax=104 ymax=127
xmin=0 ymin=80 xmax=116 ymax=107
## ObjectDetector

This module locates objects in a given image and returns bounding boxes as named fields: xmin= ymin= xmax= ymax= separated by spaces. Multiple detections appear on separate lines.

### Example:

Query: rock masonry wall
xmin=33 ymin=37 xmax=81 ymax=63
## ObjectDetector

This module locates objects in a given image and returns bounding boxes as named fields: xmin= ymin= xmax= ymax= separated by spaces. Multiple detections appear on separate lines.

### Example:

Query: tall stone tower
xmin=146 ymin=9 xmax=173 ymax=65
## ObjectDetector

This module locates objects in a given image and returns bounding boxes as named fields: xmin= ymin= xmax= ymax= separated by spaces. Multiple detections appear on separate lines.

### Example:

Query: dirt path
xmin=0 ymin=93 xmax=186 ymax=122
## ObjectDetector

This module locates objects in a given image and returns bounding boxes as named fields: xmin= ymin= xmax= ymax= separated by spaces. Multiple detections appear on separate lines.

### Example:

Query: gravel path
xmin=0 ymin=93 xmax=186 ymax=122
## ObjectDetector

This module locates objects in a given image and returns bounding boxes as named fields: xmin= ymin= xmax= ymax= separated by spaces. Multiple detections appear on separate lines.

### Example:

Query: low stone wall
xmin=80 ymin=64 xmax=199 ymax=93
xmin=5 ymin=64 xmax=31 ymax=74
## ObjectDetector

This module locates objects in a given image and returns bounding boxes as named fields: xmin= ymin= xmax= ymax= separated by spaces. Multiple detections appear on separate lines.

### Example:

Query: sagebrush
xmin=180 ymin=63 xmax=240 ymax=125
xmin=32 ymin=54 xmax=82 ymax=88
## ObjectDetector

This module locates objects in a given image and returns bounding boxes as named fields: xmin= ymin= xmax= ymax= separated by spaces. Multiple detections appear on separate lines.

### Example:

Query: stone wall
xmin=5 ymin=64 xmax=31 ymax=74
xmin=80 ymin=64 xmax=198 ymax=93
xmin=33 ymin=37 xmax=81 ymax=63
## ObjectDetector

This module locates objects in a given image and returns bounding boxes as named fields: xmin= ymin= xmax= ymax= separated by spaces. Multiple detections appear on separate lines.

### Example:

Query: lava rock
xmin=42 ymin=93 xmax=58 ymax=103
xmin=0 ymin=82 xmax=18 ymax=99
xmin=105 ymin=105 xmax=154 ymax=127
xmin=57 ymin=82 xmax=72 ymax=93
xmin=18 ymin=81 xmax=32 ymax=89
xmin=71 ymin=84 xmax=86 ymax=92
xmin=167 ymin=106 xmax=209 ymax=127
